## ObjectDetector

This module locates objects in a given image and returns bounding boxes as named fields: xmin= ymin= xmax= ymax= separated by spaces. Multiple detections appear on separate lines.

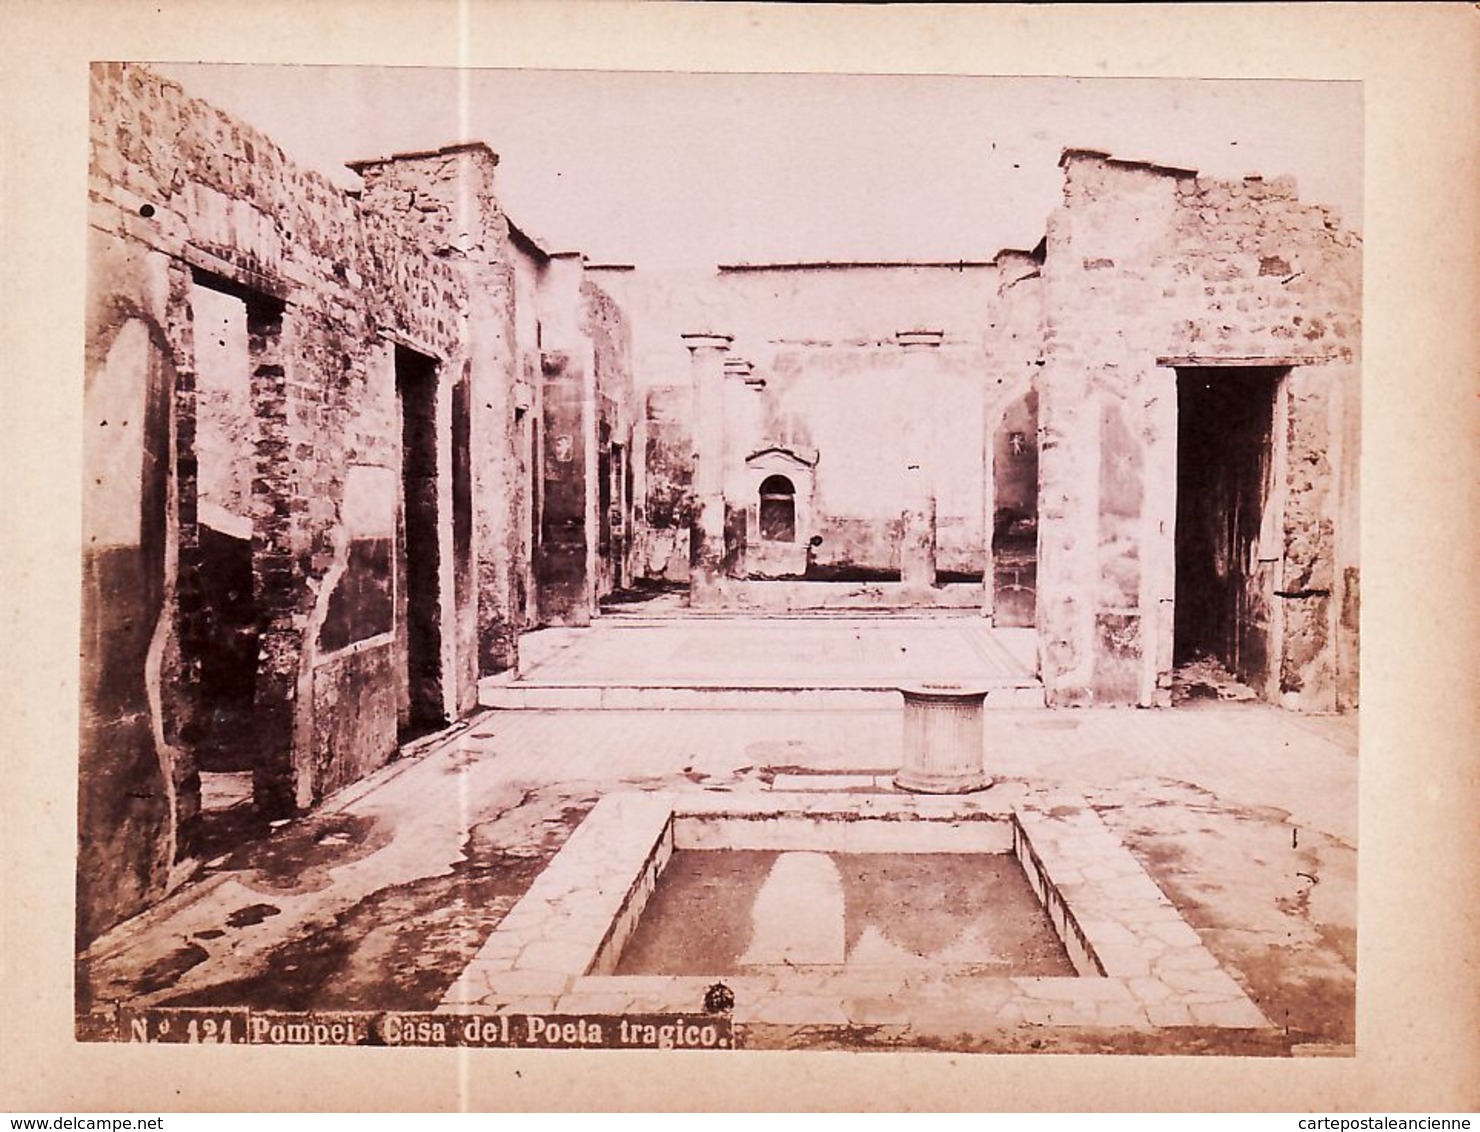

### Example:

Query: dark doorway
xmin=610 ymin=441 xmax=626 ymax=589
xmin=186 ymin=282 xmax=260 ymax=775
xmin=451 ymin=367 xmax=473 ymax=654
xmin=759 ymin=474 xmax=796 ymax=542
xmin=992 ymin=389 xmax=1039 ymax=627
xmin=598 ymin=420 xmax=613 ymax=563
xmin=396 ymin=345 xmax=446 ymax=739
xmin=1174 ymin=366 xmax=1284 ymax=689
xmin=525 ymin=411 xmax=540 ymax=622
xmin=183 ymin=276 xmax=285 ymax=854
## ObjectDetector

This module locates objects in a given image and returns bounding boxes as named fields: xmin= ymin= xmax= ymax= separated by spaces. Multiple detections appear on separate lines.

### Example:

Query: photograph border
xmin=4 ymin=0 xmax=1478 ymax=1113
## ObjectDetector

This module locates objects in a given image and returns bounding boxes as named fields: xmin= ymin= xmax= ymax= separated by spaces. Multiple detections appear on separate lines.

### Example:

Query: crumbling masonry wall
xmin=582 ymin=280 xmax=640 ymax=597
xmin=980 ymin=250 xmax=1048 ymax=624
xmin=350 ymin=144 xmax=527 ymax=685
xmin=636 ymin=384 xmax=695 ymax=583
xmin=1037 ymin=152 xmax=1360 ymax=710
xmin=81 ymin=65 xmax=513 ymax=942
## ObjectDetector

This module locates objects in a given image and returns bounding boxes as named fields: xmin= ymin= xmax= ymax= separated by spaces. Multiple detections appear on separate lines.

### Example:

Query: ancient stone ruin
xmin=81 ymin=63 xmax=1359 ymax=948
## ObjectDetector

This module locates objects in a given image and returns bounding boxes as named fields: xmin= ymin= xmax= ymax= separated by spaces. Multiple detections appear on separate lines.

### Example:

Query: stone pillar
xmin=535 ymin=254 xmax=599 ymax=626
xmin=1141 ymin=366 xmax=1180 ymax=707
xmin=683 ymin=333 xmax=732 ymax=606
xmin=895 ymin=684 xmax=992 ymax=794
xmin=354 ymin=142 xmax=516 ymax=686
xmin=897 ymin=330 xmax=943 ymax=592
xmin=722 ymin=357 xmax=755 ymax=579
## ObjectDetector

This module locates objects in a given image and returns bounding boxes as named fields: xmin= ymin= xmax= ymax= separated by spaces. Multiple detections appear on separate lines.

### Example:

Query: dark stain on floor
xmin=212 ymin=812 xmax=393 ymax=895
xmin=159 ymin=802 xmax=594 ymax=1012
xmin=225 ymin=903 xmax=281 ymax=928
xmin=1224 ymin=946 xmax=1355 ymax=1046
xmin=194 ymin=802 xmax=273 ymax=864
xmin=738 ymin=1021 xmax=1291 ymax=1056
xmin=133 ymin=943 xmax=210 ymax=995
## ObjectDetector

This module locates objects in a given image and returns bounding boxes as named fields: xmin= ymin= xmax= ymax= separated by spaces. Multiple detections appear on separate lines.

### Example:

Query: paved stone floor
xmin=485 ymin=616 xmax=1044 ymax=709
xmin=512 ymin=617 xmax=1037 ymax=686
xmin=77 ymin=679 xmax=1357 ymax=1055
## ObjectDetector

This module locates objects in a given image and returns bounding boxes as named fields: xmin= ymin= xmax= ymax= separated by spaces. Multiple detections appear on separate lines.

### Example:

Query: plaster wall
xmin=637 ymin=384 xmax=695 ymax=583
xmin=749 ymin=342 xmax=988 ymax=575
xmin=1037 ymin=153 xmax=1360 ymax=710
xmin=82 ymin=65 xmax=517 ymax=941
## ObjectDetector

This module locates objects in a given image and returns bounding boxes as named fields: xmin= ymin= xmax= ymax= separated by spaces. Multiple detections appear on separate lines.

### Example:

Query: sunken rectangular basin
xmin=614 ymin=848 xmax=1077 ymax=978
xmin=441 ymin=792 xmax=1272 ymax=1049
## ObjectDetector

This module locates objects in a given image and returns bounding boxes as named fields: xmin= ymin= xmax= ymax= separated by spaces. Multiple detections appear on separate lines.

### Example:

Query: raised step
xmin=486 ymin=616 xmax=1044 ymax=711
xmin=478 ymin=678 xmax=1046 ymax=711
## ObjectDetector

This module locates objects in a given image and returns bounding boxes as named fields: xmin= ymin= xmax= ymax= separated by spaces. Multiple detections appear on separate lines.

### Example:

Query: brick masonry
xmin=81 ymin=65 xmax=636 ymax=942
xmin=615 ymin=155 xmax=1358 ymax=712
xmin=1037 ymin=152 xmax=1360 ymax=711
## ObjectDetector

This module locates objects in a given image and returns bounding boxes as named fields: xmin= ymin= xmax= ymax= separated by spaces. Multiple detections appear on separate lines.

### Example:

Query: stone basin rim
xmin=898 ymin=682 xmax=994 ymax=701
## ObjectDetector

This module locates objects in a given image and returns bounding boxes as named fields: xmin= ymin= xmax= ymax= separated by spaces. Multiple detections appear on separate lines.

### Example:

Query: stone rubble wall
xmin=582 ymin=278 xmax=640 ymax=596
xmin=1038 ymin=153 xmax=1360 ymax=710
xmin=353 ymin=144 xmax=527 ymax=685
xmin=81 ymin=64 xmax=520 ymax=943
xmin=636 ymin=384 xmax=695 ymax=583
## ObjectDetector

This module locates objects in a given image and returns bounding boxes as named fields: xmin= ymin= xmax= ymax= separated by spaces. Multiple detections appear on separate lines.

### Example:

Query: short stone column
xmin=683 ymin=332 xmax=732 ymax=607
xmin=896 ymin=330 xmax=943 ymax=591
xmin=895 ymin=683 xmax=992 ymax=794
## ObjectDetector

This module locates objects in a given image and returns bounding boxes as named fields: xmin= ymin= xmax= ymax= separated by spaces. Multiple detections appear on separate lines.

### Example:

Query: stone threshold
xmin=441 ymin=791 xmax=1273 ymax=1049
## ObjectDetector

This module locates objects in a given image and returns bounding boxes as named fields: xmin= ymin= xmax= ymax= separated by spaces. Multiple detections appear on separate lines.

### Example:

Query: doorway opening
xmin=183 ymin=275 xmax=286 ymax=854
xmin=186 ymin=281 xmax=259 ymax=787
xmin=524 ymin=410 xmax=540 ymax=623
xmin=1173 ymin=366 xmax=1285 ymax=695
xmin=610 ymin=441 xmax=626 ymax=589
xmin=396 ymin=344 xmax=447 ymax=740
xmin=598 ymin=419 xmax=613 ymax=583
xmin=992 ymin=389 xmax=1038 ymax=627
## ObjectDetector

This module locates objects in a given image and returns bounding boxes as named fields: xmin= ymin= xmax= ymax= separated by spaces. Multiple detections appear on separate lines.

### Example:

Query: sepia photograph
xmin=4 ymin=0 xmax=1477 ymax=1116
xmin=76 ymin=62 xmax=1361 ymax=1056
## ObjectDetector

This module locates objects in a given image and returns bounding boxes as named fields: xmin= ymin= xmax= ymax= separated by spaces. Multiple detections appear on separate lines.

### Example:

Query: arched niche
xmin=744 ymin=447 xmax=817 ymax=578
xmin=758 ymin=474 xmax=797 ymax=542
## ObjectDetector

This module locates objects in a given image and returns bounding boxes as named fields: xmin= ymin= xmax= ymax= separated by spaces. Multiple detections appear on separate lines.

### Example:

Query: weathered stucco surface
xmin=1037 ymin=152 xmax=1360 ymax=710
xmin=636 ymin=384 xmax=694 ymax=583
xmin=619 ymin=155 xmax=1358 ymax=712
xmin=81 ymin=65 xmax=637 ymax=942
xmin=85 ymin=64 xmax=488 ymax=938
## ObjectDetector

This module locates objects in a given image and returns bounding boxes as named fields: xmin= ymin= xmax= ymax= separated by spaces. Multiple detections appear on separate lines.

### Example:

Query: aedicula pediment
xmin=745 ymin=445 xmax=819 ymax=470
